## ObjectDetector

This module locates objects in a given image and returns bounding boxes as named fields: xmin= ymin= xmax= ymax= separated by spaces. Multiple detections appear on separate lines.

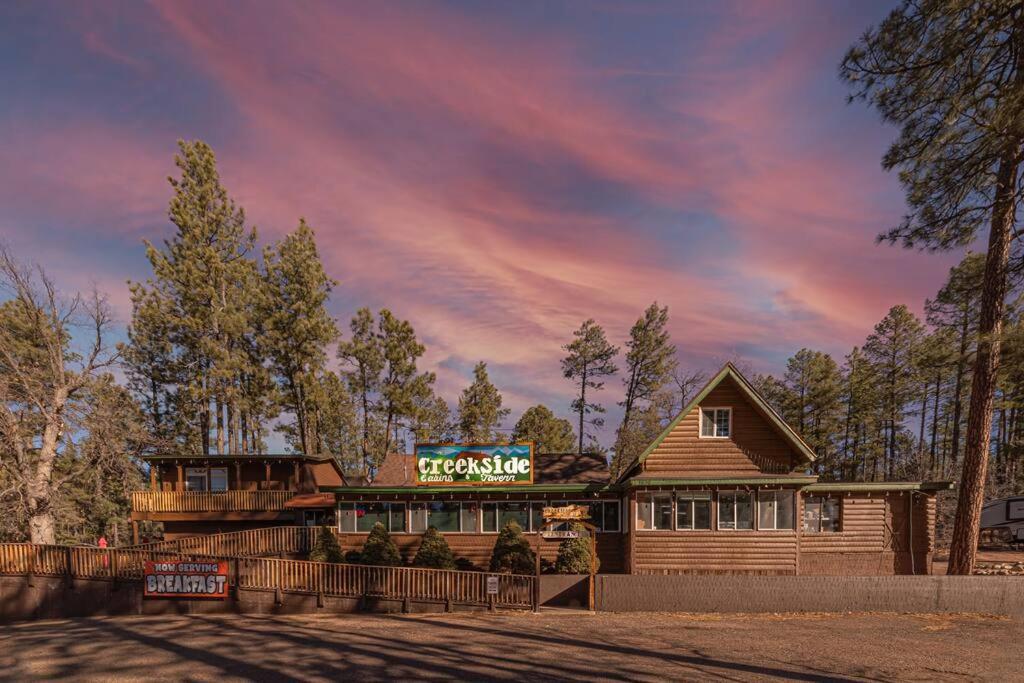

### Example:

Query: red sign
xmin=144 ymin=560 xmax=229 ymax=599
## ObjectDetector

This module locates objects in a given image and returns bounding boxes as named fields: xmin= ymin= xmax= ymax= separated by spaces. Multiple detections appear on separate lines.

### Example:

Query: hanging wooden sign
xmin=542 ymin=504 xmax=590 ymax=521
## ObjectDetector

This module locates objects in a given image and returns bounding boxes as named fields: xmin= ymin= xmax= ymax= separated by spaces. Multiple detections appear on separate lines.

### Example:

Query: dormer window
xmin=700 ymin=407 xmax=731 ymax=438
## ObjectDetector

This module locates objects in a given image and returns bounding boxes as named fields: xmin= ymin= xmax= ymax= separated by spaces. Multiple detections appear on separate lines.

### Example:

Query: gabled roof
xmin=616 ymin=362 xmax=816 ymax=482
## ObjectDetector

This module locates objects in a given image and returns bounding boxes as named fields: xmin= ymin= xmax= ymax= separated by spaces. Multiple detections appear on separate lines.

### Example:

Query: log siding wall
xmin=642 ymin=377 xmax=799 ymax=476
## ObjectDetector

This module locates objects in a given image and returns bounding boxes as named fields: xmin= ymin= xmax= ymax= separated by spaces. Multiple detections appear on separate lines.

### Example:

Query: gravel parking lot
xmin=0 ymin=610 xmax=1017 ymax=681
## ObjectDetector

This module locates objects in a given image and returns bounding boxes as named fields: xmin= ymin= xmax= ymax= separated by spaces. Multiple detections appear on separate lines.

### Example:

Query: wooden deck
xmin=131 ymin=490 xmax=295 ymax=513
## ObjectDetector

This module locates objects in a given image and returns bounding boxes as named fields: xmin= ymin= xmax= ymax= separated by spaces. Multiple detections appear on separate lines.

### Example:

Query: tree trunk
xmin=947 ymin=152 xmax=1019 ymax=576
xmin=950 ymin=308 xmax=970 ymax=467
xmin=578 ymin=361 xmax=588 ymax=455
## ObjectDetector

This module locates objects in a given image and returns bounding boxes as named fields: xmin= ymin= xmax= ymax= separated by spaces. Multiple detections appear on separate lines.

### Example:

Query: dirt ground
xmin=0 ymin=610 xmax=1017 ymax=682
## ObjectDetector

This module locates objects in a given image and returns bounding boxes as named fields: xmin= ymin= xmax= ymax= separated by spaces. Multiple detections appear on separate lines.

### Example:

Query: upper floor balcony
xmin=131 ymin=490 xmax=296 ymax=513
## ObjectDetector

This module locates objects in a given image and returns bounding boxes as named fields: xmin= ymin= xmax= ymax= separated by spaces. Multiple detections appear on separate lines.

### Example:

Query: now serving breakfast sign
xmin=414 ymin=444 xmax=533 ymax=485
xmin=144 ymin=560 xmax=229 ymax=599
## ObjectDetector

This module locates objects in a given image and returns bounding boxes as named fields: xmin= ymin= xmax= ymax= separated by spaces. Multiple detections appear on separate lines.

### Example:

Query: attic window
xmin=700 ymin=407 xmax=731 ymax=438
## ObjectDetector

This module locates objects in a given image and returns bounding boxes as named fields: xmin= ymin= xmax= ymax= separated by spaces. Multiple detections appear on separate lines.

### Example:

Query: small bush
xmin=360 ymin=522 xmax=402 ymax=566
xmin=554 ymin=523 xmax=599 ymax=574
xmin=413 ymin=527 xmax=457 ymax=569
xmin=488 ymin=519 xmax=535 ymax=574
xmin=309 ymin=525 xmax=344 ymax=563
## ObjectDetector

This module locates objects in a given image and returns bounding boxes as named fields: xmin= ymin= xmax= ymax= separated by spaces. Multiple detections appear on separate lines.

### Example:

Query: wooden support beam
xmin=176 ymin=464 xmax=184 ymax=492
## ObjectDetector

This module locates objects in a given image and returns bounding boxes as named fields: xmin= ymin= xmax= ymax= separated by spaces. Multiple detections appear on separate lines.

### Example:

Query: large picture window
xmin=803 ymin=496 xmax=840 ymax=533
xmin=676 ymin=492 xmax=712 ymax=530
xmin=718 ymin=491 xmax=753 ymax=530
xmin=757 ymin=491 xmax=794 ymax=530
xmin=338 ymin=502 xmax=407 ymax=533
xmin=483 ymin=502 xmax=531 ymax=532
xmin=700 ymin=407 xmax=731 ymax=438
xmin=410 ymin=502 xmax=473 ymax=533
xmin=636 ymin=492 xmax=673 ymax=530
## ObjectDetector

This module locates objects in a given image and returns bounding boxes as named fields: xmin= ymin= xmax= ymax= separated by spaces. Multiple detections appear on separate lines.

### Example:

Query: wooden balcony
xmin=131 ymin=490 xmax=295 ymax=513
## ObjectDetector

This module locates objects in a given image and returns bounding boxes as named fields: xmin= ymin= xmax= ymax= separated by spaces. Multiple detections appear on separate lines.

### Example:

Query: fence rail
xmin=124 ymin=526 xmax=319 ymax=557
xmin=0 ymin=543 xmax=535 ymax=610
xmin=131 ymin=490 xmax=295 ymax=512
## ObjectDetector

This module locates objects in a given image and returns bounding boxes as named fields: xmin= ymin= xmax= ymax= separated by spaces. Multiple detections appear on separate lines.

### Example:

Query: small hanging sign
xmin=486 ymin=575 xmax=499 ymax=595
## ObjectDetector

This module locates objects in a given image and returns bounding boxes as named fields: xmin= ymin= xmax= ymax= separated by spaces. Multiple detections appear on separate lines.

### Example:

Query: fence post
xmin=232 ymin=558 xmax=241 ymax=602
xmin=64 ymin=546 xmax=74 ymax=590
xmin=111 ymin=551 xmax=119 ymax=591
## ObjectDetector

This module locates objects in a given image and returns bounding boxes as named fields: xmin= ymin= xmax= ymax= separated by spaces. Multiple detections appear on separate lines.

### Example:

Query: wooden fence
xmin=0 ymin=544 xmax=535 ymax=610
xmin=124 ymin=526 xmax=319 ymax=557
xmin=130 ymin=490 xmax=294 ymax=512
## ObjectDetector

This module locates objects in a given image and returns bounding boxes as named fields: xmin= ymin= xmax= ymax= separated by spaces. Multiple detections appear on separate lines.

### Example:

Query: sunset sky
xmin=0 ymin=1 xmax=962 ymax=445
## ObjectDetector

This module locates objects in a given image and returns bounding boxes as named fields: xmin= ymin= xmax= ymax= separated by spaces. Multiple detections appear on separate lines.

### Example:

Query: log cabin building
xmin=131 ymin=363 xmax=950 ymax=575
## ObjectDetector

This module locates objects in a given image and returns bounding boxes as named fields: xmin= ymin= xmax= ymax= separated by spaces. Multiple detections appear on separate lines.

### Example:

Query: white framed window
xmin=700 ymin=407 xmax=731 ymax=438
xmin=636 ymin=492 xmax=673 ymax=530
xmin=803 ymin=496 xmax=841 ymax=533
xmin=409 ymin=501 xmax=473 ymax=533
xmin=338 ymin=502 xmax=407 ymax=533
xmin=676 ymin=491 xmax=712 ymax=530
xmin=757 ymin=490 xmax=794 ymax=530
xmin=209 ymin=467 xmax=229 ymax=492
xmin=482 ymin=502 xmax=531 ymax=533
xmin=185 ymin=468 xmax=208 ymax=492
xmin=718 ymin=491 xmax=753 ymax=530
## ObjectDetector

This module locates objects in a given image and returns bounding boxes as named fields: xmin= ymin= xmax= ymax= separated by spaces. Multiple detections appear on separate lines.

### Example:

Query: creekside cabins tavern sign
xmin=414 ymin=443 xmax=533 ymax=485
xmin=144 ymin=560 xmax=229 ymax=599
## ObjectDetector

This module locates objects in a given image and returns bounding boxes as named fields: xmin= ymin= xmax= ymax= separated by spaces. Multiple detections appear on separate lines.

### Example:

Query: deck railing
xmin=125 ymin=526 xmax=319 ymax=557
xmin=131 ymin=490 xmax=294 ymax=513
xmin=0 ymin=543 xmax=535 ymax=610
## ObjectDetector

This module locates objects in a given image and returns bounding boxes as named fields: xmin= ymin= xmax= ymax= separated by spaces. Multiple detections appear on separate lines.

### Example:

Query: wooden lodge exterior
xmin=130 ymin=363 xmax=949 ymax=574
xmin=130 ymin=454 xmax=346 ymax=542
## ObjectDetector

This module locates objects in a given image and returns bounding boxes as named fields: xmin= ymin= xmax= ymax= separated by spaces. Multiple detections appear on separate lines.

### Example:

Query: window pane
xmin=701 ymin=409 xmax=715 ymax=437
xmin=389 ymin=503 xmax=407 ymax=532
xmin=776 ymin=492 xmax=794 ymax=530
xmin=715 ymin=409 xmax=730 ymax=437
xmin=357 ymin=502 xmax=388 ymax=532
xmin=736 ymin=492 xmax=753 ymax=529
xmin=185 ymin=468 xmax=207 ymax=492
xmin=823 ymin=498 xmax=840 ymax=532
xmin=603 ymin=501 xmax=620 ymax=532
xmin=694 ymin=499 xmax=711 ymax=529
xmin=482 ymin=503 xmax=497 ymax=532
xmin=759 ymin=492 xmax=777 ymax=530
xmin=427 ymin=502 xmax=460 ymax=532
xmin=338 ymin=503 xmax=356 ymax=533
xmin=410 ymin=503 xmax=428 ymax=533
xmin=531 ymin=503 xmax=544 ymax=532
xmin=719 ymin=492 xmax=736 ymax=529
xmin=499 ymin=502 xmax=530 ymax=531
xmin=209 ymin=468 xmax=228 ymax=492
xmin=677 ymin=498 xmax=693 ymax=529
xmin=654 ymin=494 xmax=673 ymax=530
xmin=637 ymin=495 xmax=653 ymax=530
xmin=461 ymin=502 xmax=479 ymax=533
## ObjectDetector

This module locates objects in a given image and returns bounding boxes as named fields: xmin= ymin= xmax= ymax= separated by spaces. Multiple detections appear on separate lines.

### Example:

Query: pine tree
xmin=130 ymin=140 xmax=263 ymax=455
xmin=840 ymin=346 xmax=881 ymax=481
xmin=841 ymin=0 xmax=1024 ymax=576
xmin=488 ymin=520 xmax=535 ymax=574
xmin=378 ymin=309 xmax=435 ymax=456
xmin=409 ymin=390 xmax=454 ymax=444
xmin=619 ymin=303 xmax=676 ymax=433
xmin=562 ymin=320 xmax=619 ymax=454
xmin=338 ymin=308 xmax=385 ymax=474
xmin=317 ymin=371 xmax=362 ymax=474
xmin=360 ymin=522 xmax=402 ymax=566
xmin=863 ymin=305 xmax=925 ymax=480
xmin=412 ymin=527 xmax=457 ymax=569
xmin=553 ymin=523 xmax=599 ymax=574
xmin=926 ymin=253 xmax=985 ymax=474
xmin=510 ymin=405 xmax=577 ymax=453
xmin=457 ymin=362 xmax=510 ymax=442
xmin=309 ymin=525 xmax=344 ymax=563
xmin=782 ymin=350 xmax=843 ymax=476
xmin=262 ymin=219 xmax=338 ymax=454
